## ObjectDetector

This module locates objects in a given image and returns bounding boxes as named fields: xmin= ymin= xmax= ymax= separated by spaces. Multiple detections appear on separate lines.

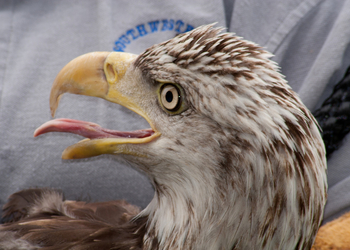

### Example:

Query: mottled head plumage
xmin=135 ymin=24 xmax=318 ymax=151
xmin=132 ymin=24 xmax=327 ymax=250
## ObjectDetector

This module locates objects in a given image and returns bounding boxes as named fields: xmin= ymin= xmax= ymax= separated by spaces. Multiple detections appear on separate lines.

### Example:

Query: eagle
xmin=0 ymin=25 xmax=327 ymax=250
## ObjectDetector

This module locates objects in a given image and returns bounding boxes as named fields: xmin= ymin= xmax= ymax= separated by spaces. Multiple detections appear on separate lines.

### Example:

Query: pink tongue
xmin=34 ymin=118 xmax=154 ymax=139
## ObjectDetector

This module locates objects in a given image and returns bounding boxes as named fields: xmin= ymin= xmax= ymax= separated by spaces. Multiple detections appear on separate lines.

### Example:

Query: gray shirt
xmin=0 ymin=0 xmax=349 ymax=223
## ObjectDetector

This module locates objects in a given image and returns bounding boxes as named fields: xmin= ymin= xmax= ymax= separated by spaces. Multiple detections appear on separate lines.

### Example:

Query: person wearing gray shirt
xmin=0 ymin=0 xmax=349 ymax=225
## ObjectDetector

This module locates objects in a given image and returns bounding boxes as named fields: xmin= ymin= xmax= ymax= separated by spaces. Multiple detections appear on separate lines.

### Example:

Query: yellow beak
xmin=35 ymin=52 xmax=160 ymax=159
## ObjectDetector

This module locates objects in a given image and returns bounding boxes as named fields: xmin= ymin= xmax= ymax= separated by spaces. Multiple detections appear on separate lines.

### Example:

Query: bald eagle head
xmin=35 ymin=25 xmax=327 ymax=250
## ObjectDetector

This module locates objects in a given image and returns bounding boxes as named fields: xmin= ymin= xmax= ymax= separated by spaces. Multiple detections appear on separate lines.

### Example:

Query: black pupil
xmin=166 ymin=91 xmax=173 ymax=103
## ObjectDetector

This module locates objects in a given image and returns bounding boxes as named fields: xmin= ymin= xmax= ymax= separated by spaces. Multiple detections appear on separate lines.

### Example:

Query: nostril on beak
xmin=106 ymin=63 xmax=116 ymax=82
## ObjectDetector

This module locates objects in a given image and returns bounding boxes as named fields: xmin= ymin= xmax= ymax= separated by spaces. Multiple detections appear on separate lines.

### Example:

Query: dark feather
xmin=1 ymin=188 xmax=146 ymax=250
xmin=1 ymin=188 xmax=61 ymax=224
xmin=314 ymin=65 xmax=350 ymax=157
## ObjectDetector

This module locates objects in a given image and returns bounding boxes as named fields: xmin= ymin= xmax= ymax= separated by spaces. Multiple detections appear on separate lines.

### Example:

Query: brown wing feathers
xmin=0 ymin=188 xmax=146 ymax=250
xmin=1 ymin=188 xmax=60 ymax=224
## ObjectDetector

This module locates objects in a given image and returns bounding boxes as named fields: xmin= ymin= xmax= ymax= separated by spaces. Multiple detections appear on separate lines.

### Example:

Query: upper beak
xmin=50 ymin=52 xmax=150 ymax=121
xmin=36 ymin=52 xmax=160 ymax=159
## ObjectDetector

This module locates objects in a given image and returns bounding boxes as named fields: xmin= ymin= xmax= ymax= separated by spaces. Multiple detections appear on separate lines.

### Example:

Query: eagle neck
xmin=140 ymin=177 xmax=231 ymax=250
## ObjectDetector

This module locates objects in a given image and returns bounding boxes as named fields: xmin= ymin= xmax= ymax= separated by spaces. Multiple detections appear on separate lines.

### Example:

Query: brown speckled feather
xmin=1 ymin=188 xmax=146 ymax=250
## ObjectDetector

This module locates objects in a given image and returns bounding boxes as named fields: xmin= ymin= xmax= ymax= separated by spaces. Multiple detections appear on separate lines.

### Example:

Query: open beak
xmin=34 ymin=52 xmax=160 ymax=159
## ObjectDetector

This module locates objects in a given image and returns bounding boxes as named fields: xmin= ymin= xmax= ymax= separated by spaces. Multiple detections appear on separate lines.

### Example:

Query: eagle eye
xmin=158 ymin=83 xmax=187 ymax=115
xmin=161 ymin=85 xmax=179 ymax=110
